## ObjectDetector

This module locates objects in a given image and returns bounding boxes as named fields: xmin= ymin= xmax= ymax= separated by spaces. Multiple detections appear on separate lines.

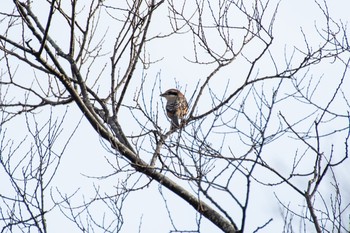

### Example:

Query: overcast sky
xmin=1 ymin=0 xmax=349 ymax=232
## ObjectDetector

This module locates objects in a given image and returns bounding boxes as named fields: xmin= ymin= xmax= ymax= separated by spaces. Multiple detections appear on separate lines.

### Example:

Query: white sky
xmin=1 ymin=0 xmax=350 ymax=233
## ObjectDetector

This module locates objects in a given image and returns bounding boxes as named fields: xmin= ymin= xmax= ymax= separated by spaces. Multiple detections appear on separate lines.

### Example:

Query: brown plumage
xmin=160 ymin=88 xmax=188 ymax=130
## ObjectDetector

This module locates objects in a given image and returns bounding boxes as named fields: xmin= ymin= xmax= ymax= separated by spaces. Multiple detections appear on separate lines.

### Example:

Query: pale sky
xmin=0 ymin=0 xmax=349 ymax=233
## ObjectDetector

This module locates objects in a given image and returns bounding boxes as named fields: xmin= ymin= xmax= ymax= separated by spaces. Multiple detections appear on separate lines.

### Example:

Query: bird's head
xmin=160 ymin=88 xmax=181 ymax=101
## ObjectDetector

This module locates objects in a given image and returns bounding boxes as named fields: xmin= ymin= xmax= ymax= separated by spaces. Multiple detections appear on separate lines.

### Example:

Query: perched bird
xmin=160 ymin=88 xmax=188 ymax=130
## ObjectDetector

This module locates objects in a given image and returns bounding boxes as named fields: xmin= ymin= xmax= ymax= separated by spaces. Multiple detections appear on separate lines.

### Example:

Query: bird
xmin=160 ymin=88 xmax=188 ymax=130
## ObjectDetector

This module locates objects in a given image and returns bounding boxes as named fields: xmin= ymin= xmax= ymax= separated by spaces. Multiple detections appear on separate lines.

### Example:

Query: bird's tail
xmin=170 ymin=115 xmax=179 ymax=130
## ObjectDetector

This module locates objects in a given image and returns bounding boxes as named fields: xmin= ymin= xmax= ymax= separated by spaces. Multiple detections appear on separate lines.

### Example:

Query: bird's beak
xmin=160 ymin=93 xmax=165 ymax=97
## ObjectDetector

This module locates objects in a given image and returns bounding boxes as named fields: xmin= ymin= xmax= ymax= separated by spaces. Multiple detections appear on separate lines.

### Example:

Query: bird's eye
xmin=168 ymin=91 xmax=178 ymax=96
